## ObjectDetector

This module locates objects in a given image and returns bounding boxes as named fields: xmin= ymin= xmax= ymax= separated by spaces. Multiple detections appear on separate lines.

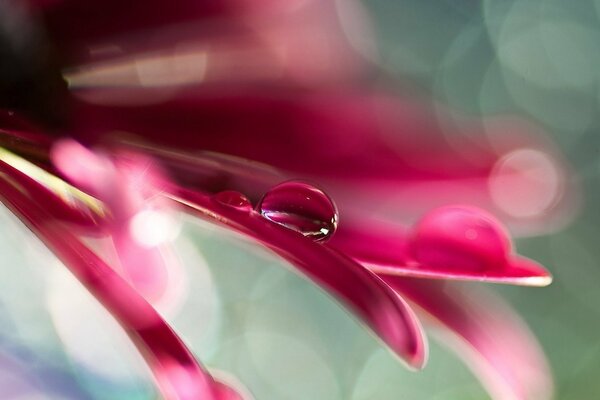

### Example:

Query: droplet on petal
xmin=409 ymin=206 xmax=511 ymax=272
xmin=257 ymin=181 xmax=338 ymax=242
xmin=214 ymin=190 xmax=252 ymax=211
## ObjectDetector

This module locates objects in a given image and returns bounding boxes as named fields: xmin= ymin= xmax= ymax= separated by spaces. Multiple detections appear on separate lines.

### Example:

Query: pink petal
xmin=385 ymin=277 xmax=553 ymax=400
xmin=166 ymin=184 xmax=427 ymax=369
xmin=0 ymin=159 xmax=239 ymax=400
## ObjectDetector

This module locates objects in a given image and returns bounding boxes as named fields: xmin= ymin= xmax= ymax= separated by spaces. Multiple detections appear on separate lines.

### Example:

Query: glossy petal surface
xmin=330 ymin=207 xmax=552 ymax=286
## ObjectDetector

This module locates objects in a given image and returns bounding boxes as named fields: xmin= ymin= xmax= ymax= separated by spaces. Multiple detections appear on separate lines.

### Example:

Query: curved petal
xmin=0 ymin=159 xmax=237 ymax=400
xmin=330 ymin=220 xmax=552 ymax=286
xmin=384 ymin=277 xmax=553 ymax=400
xmin=165 ymin=184 xmax=427 ymax=369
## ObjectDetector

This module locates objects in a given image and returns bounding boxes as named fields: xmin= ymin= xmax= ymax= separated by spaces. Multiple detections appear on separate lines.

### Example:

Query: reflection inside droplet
xmin=257 ymin=181 xmax=338 ymax=242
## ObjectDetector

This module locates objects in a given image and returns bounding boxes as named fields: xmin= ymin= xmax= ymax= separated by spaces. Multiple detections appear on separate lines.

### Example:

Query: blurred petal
xmin=38 ymin=0 xmax=366 ymax=91
xmin=384 ymin=277 xmax=553 ymax=400
xmin=67 ymin=90 xmax=575 ymax=234
xmin=0 ymin=159 xmax=238 ymax=400
xmin=106 ymin=137 xmax=285 ymax=197
xmin=0 ymin=109 xmax=54 ymax=165
xmin=51 ymin=139 xmax=185 ymax=303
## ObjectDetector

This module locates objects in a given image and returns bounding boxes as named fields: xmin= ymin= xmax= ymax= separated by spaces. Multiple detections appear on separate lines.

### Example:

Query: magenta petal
xmin=330 ymin=209 xmax=552 ymax=286
xmin=367 ymin=255 xmax=552 ymax=286
xmin=0 ymin=160 xmax=237 ymax=400
xmin=384 ymin=277 xmax=553 ymax=400
xmin=166 ymin=184 xmax=427 ymax=369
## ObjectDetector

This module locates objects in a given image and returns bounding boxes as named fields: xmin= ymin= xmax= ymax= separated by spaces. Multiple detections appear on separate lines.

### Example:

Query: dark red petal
xmin=0 ymin=109 xmax=54 ymax=165
xmin=33 ymin=0 xmax=246 ymax=62
xmin=385 ymin=277 xmax=553 ymax=400
xmin=35 ymin=0 xmax=363 ymax=93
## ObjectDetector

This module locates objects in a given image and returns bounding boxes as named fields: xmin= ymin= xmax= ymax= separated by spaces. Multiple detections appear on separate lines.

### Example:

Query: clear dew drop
xmin=409 ymin=206 xmax=512 ymax=272
xmin=257 ymin=181 xmax=338 ymax=242
xmin=214 ymin=190 xmax=253 ymax=211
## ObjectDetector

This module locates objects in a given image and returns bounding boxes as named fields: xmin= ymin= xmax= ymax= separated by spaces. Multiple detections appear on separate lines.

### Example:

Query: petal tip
xmin=405 ymin=347 xmax=428 ymax=371
xmin=384 ymin=296 xmax=429 ymax=371
xmin=518 ymin=274 xmax=553 ymax=287
xmin=508 ymin=256 xmax=553 ymax=287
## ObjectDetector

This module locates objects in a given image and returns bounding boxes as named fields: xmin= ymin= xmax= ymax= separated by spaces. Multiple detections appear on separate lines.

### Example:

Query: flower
xmin=0 ymin=1 xmax=573 ymax=399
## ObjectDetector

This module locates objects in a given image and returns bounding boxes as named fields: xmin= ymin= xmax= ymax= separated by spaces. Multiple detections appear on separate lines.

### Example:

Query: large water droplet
xmin=257 ymin=181 xmax=338 ymax=242
xmin=409 ymin=206 xmax=511 ymax=271
xmin=214 ymin=190 xmax=252 ymax=211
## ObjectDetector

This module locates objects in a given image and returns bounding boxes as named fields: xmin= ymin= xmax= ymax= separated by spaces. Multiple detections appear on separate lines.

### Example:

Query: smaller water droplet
xmin=409 ymin=206 xmax=511 ymax=271
xmin=214 ymin=190 xmax=252 ymax=210
xmin=257 ymin=181 xmax=338 ymax=242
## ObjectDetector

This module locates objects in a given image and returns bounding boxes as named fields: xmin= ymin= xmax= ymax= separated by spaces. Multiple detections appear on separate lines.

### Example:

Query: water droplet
xmin=214 ymin=190 xmax=252 ymax=211
xmin=409 ymin=206 xmax=511 ymax=271
xmin=257 ymin=181 xmax=338 ymax=242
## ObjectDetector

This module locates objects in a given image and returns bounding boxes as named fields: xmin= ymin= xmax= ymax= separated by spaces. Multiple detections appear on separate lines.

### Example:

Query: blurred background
xmin=363 ymin=1 xmax=600 ymax=398
xmin=1 ymin=0 xmax=600 ymax=399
